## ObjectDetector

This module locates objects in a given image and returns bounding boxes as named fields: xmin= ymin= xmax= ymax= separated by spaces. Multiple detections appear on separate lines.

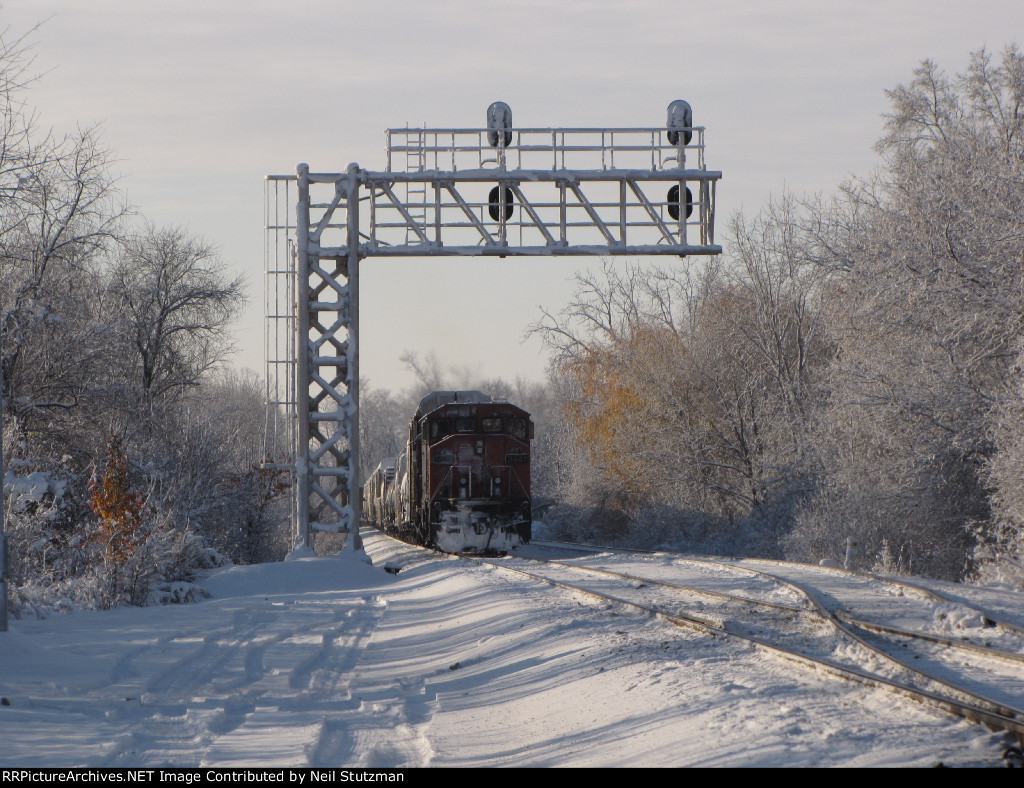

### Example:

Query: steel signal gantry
xmin=265 ymin=101 xmax=723 ymax=550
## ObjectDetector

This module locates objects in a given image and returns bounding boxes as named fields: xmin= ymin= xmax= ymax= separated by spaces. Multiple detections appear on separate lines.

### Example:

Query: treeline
xmin=1 ymin=29 xmax=290 ymax=615
xmin=528 ymin=47 xmax=1024 ymax=585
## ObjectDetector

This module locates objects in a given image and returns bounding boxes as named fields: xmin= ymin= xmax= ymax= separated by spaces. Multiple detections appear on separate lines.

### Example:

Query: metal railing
xmin=385 ymin=126 xmax=707 ymax=173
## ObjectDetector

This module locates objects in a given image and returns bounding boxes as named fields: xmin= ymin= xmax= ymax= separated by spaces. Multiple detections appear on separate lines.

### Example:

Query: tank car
xmin=362 ymin=457 xmax=396 ymax=526
xmin=363 ymin=390 xmax=533 ymax=553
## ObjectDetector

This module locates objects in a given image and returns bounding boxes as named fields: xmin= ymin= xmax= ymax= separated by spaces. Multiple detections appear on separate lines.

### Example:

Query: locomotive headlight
xmin=476 ymin=439 xmax=484 ymax=455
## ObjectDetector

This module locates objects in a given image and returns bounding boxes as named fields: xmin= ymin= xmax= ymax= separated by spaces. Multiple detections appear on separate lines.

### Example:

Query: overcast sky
xmin=3 ymin=1 xmax=1022 ymax=391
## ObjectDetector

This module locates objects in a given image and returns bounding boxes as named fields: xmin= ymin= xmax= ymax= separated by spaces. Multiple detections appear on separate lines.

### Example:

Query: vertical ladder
xmin=263 ymin=177 xmax=298 ymax=473
xmin=404 ymin=125 xmax=429 ymax=244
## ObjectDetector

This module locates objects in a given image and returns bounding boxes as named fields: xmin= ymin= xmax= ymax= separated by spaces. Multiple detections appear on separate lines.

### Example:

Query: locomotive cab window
xmin=509 ymin=418 xmax=529 ymax=441
xmin=429 ymin=419 xmax=451 ymax=440
xmin=456 ymin=417 xmax=476 ymax=433
xmin=481 ymin=418 xmax=502 ymax=433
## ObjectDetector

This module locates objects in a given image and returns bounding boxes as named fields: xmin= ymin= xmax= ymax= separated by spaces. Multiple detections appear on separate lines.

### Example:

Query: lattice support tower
xmin=266 ymin=101 xmax=723 ymax=550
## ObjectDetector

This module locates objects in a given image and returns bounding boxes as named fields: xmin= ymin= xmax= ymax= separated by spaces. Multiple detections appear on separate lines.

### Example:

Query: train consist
xmin=362 ymin=391 xmax=533 ymax=553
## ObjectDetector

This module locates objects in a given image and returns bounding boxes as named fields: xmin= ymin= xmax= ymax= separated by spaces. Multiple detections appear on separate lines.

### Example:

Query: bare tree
xmin=109 ymin=225 xmax=244 ymax=408
xmin=0 ymin=23 xmax=46 ymax=226
xmin=358 ymin=382 xmax=407 ymax=481
xmin=0 ymin=125 xmax=126 ymax=432
xmin=531 ymin=232 xmax=829 ymax=554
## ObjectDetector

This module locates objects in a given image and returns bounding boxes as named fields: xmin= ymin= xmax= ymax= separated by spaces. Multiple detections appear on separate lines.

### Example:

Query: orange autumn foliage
xmin=561 ymin=324 xmax=681 ymax=502
xmin=88 ymin=436 xmax=149 ymax=566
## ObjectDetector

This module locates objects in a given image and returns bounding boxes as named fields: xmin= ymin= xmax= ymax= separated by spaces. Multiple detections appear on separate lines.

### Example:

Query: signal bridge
xmin=265 ymin=101 xmax=723 ymax=550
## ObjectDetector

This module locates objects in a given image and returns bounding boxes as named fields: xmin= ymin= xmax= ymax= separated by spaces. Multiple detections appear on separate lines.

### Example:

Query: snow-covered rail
xmin=485 ymin=546 xmax=1024 ymax=744
xmin=531 ymin=540 xmax=1024 ymax=637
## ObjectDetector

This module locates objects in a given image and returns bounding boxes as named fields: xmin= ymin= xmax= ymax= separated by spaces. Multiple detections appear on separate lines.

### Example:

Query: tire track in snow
xmin=306 ymin=598 xmax=436 ymax=768
xmin=287 ymin=607 xmax=376 ymax=698
xmin=202 ymin=596 xmax=393 ymax=767
xmin=308 ymin=675 xmax=436 ymax=768
xmin=142 ymin=607 xmax=269 ymax=696
xmin=95 ymin=598 xmax=388 ymax=767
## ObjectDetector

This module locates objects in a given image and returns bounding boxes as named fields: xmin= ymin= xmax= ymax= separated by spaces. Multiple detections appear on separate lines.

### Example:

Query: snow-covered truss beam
xmin=327 ymin=168 xmax=721 ymax=258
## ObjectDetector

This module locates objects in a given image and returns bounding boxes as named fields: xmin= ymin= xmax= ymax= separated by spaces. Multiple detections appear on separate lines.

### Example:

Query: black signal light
xmin=488 ymin=186 xmax=514 ymax=221
xmin=667 ymin=184 xmax=693 ymax=221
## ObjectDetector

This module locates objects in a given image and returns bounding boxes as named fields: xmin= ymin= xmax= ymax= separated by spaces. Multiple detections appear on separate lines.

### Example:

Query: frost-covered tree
xmin=358 ymin=382 xmax=407 ymax=482
xmin=977 ymin=346 xmax=1024 ymax=588
xmin=140 ymin=369 xmax=290 ymax=566
xmin=108 ymin=225 xmax=244 ymax=410
xmin=787 ymin=46 xmax=1024 ymax=578
xmin=0 ymin=122 xmax=126 ymax=444
xmin=0 ymin=26 xmax=126 ymax=425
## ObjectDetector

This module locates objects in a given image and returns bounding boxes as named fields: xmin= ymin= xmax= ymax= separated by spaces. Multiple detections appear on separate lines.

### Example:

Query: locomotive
xmin=362 ymin=390 xmax=533 ymax=553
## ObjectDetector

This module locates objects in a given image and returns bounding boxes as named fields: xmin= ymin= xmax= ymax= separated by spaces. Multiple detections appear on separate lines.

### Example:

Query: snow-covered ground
xmin=0 ymin=531 xmax=1019 ymax=768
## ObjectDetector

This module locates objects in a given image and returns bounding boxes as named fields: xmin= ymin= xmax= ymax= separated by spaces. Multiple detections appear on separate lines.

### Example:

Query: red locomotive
xmin=363 ymin=391 xmax=533 ymax=553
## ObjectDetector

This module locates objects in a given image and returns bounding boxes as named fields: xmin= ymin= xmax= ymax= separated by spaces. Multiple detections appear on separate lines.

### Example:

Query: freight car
xmin=362 ymin=390 xmax=533 ymax=553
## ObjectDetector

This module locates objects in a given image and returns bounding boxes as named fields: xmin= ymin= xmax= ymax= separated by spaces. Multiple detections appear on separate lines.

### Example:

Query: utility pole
xmin=1 ymin=356 xmax=7 ymax=631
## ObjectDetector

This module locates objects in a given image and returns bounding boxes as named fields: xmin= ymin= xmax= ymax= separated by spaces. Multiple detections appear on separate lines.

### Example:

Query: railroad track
xmin=475 ymin=544 xmax=1024 ymax=746
xmin=532 ymin=540 xmax=1024 ymax=639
